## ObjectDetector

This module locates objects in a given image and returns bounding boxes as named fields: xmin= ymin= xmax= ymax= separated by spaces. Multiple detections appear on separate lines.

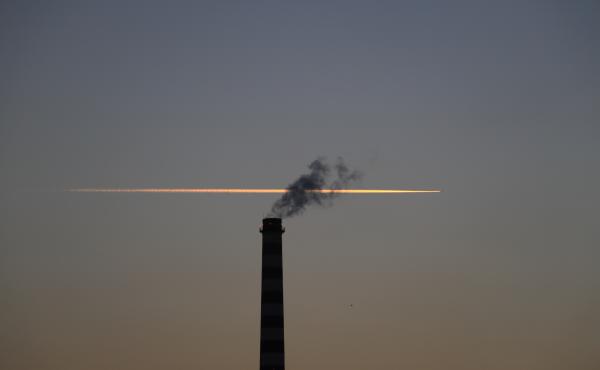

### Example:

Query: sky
xmin=1 ymin=1 xmax=599 ymax=369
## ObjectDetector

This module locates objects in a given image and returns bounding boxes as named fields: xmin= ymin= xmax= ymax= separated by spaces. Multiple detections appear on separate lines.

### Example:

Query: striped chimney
xmin=259 ymin=218 xmax=285 ymax=370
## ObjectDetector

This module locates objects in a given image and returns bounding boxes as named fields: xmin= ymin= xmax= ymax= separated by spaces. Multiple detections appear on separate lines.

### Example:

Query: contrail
xmin=68 ymin=188 xmax=440 ymax=194
xmin=67 ymin=157 xmax=440 ymax=219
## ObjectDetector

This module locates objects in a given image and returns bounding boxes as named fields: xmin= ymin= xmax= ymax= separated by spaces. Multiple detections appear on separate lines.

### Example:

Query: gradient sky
xmin=1 ymin=1 xmax=599 ymax=369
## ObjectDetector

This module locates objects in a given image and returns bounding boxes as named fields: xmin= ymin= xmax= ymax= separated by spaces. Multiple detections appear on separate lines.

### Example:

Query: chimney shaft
xmin=259 ymin=218 xmax=285 ymax=370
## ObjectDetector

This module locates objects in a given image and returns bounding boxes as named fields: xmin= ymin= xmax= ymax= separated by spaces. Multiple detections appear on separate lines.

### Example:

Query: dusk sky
xmin=1 ymin=1 xmax=599 ymax=369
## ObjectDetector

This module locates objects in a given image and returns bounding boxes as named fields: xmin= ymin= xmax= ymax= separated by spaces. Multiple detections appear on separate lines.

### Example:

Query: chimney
xmin=259 ymin=218 xmax=285 ymax=370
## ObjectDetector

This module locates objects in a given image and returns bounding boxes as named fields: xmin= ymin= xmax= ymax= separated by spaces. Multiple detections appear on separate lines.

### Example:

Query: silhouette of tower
xmin=259 ymin=218 xmax=285 ymax=370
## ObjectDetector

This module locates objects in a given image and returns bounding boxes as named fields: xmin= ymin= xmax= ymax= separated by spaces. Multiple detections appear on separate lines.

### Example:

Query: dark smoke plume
xmin=268 ymin=157 xmax=362 ymax=218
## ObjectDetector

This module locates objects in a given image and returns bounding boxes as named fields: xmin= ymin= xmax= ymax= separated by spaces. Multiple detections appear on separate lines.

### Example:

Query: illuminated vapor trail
xmin=68 ymin=188 xmax=441 ymax=194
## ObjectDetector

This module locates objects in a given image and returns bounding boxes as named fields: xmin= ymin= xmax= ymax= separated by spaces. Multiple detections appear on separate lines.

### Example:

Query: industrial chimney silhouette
xmin=259 ymin=218 xmax=285 ymax=370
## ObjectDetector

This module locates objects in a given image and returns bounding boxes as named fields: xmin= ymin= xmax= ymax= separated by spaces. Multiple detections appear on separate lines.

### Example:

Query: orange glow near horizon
xmin=68 ymin=188 xmax=441 ymax=194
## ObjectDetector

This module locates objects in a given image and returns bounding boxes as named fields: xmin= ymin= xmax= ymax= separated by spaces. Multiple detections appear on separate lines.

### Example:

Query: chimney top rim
xmin=261 ymin=218 xmax=284 ymax=233
xmin=262 ymin=217 xmax=282 ymax=224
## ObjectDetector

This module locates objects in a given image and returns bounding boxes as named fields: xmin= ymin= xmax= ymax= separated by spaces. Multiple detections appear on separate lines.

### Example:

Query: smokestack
xmin=259 ymin=218 xmax=285 ymax=370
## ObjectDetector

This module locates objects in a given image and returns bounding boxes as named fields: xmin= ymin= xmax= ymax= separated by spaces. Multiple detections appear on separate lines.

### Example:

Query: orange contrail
xmin=68 ymin=188 xmax=440 ymax=194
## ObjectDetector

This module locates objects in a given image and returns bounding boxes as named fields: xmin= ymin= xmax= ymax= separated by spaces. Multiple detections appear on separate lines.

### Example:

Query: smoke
xmin=268 ymin=157 xmax=362 ymax=218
